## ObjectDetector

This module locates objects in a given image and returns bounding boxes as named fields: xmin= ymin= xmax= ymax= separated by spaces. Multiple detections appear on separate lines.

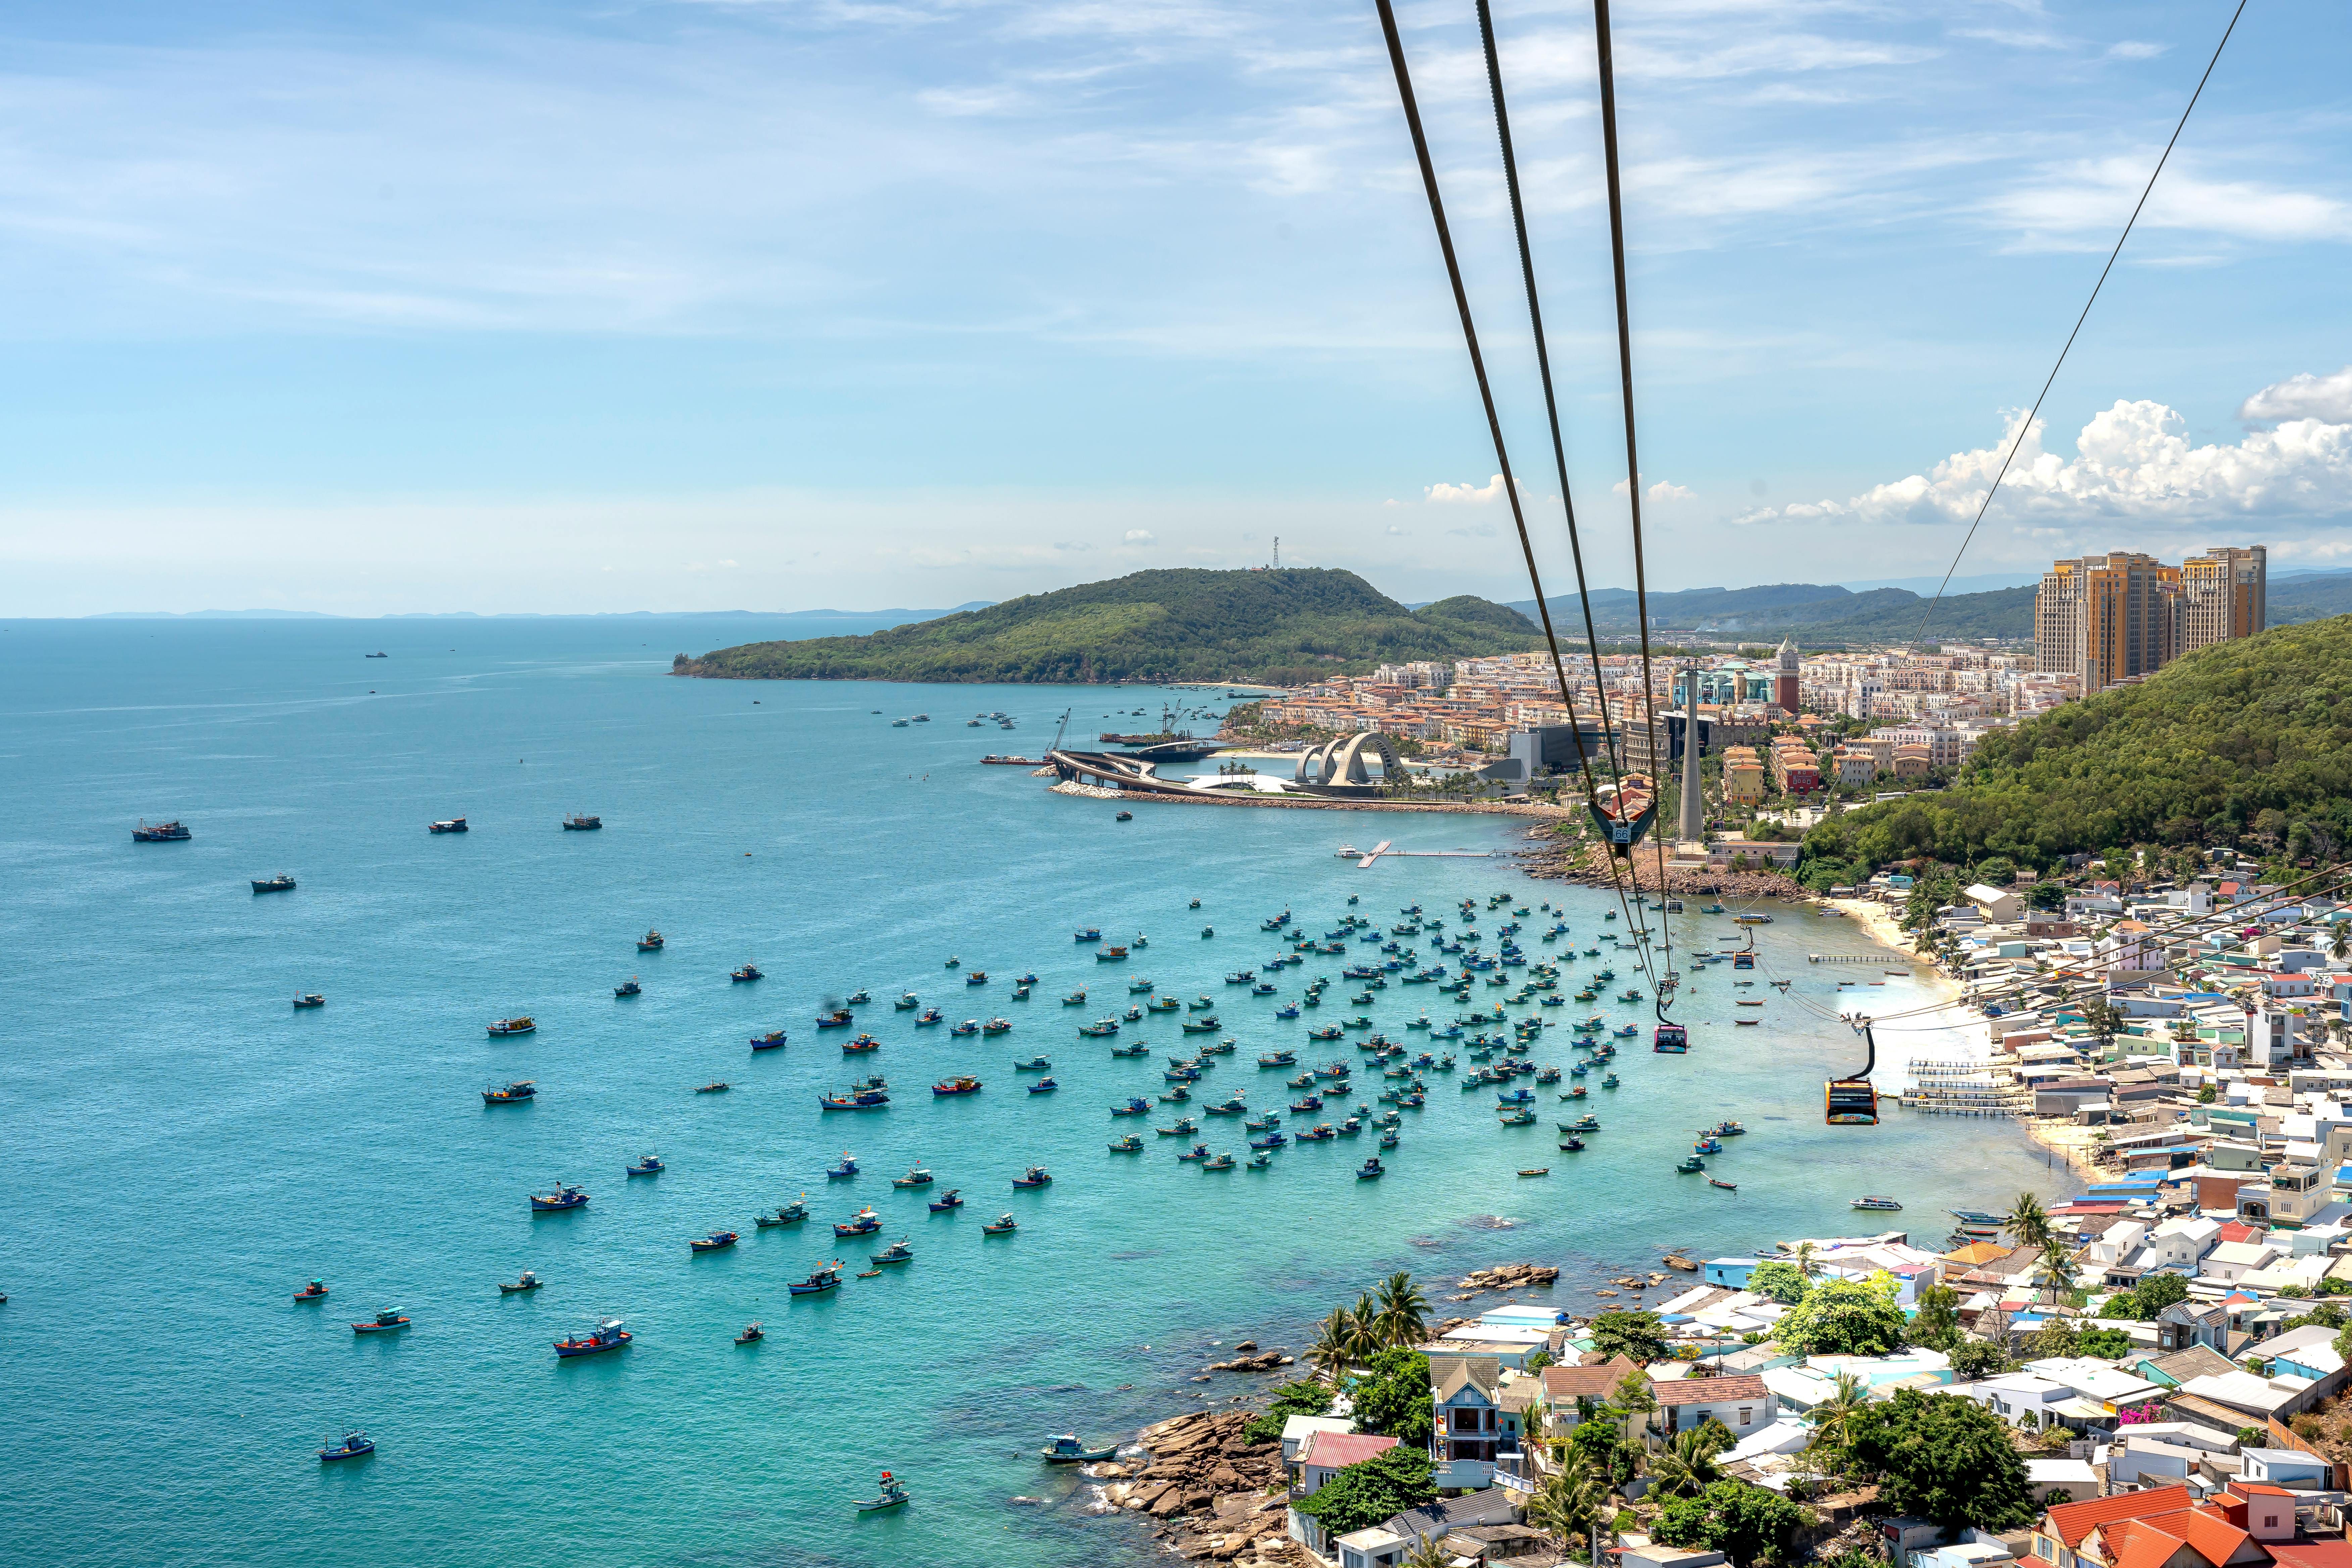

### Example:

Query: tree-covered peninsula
xmin=678 ymin=568 xmax=1545 ymax=685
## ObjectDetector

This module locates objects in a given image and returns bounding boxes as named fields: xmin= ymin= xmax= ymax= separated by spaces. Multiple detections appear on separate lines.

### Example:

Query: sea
xmin=0 ymin=617 xmax=2067 ymax=1567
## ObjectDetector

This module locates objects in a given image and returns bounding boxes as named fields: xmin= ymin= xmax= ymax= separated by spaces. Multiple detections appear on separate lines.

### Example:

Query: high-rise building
xmin=2034 ymin=552 xmax=2183 ymax=695
xmin=1773 ymin=639 xmax=1800 ymax=713
xmin=2180 ymin=545 xmax=2266 ymax=653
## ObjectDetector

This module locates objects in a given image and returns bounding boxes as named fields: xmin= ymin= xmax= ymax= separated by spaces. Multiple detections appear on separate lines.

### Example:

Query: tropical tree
xmin=1309 ymin=1310 xmax=1354 ymax=1380
xmin=1349 ymin=1348 xmax=1435 ymax=1448
xmin=1792 ymin=1241 xmax=1821 ymax=1279
xmin=1749 ymin=1260 xmax=1812 ymax=1305
xmin=2005 ymin=1192 xmax=2052 ymax=1253
xmin=1292 ymin=1447 xmax=1437 ymax=1538
xmin=1846 ymin=1389 xmax=2036 ymax=1528
xmin=1589 ymin=1309 xmax=1668 ymax=1365
xmin=1652 ymin=1479 xmax=1815 ymax=1568
xmin=1771 ymin=1276 xmax=1907 ymax=1357
xmin=1648 ymin=1427 xmax=1729 ymax=1501
xmin=1375 ymin=1272 xmax=1431 ymax=1350
xmin=2034 ymin=1250 xmax=2079 ymax=1308
xmin=1402 ymin=1537 xmax=1453 ymax=1568
xmin=1805 ymin=1371 xmax=1872 ymax=1480
xmin=1908 ymin=1284 xmax=1961 ymax=1351
xmin=1524 ymin=1464 xmax=1609 ymax=1554
xmin=1346 ymin=1295 xmax=1385 ymax=1364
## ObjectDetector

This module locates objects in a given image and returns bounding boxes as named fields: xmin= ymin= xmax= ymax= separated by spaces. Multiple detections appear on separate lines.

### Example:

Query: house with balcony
xmin=1428 ymin=1355 xmax=1521 ymax=1492
xmin=1287 ymin=1431 xmax=1399 ymax=1559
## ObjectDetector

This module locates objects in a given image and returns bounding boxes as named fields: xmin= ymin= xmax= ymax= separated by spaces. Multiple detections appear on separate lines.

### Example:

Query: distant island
xmin=676 ymin=568 xmax=1546 ymax=684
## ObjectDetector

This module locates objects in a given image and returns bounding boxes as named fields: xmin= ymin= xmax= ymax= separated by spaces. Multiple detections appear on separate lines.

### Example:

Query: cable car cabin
xmin=1652 ymin=1023 xmax=1688 ymax=1054
xmin=1825 ymin=1078 xmax=1879 ymax=1125
xmin=1731 ymin=952 xmax=1755 ymax=970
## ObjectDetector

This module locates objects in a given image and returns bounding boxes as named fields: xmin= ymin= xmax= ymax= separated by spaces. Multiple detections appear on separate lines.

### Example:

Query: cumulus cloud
xmin=1386 ymin=524 xmax=1406 ymax=536
xmin=1123 ymin=528 xmax=1156 ymax=544
xmin=1735 ymin=375 xmax=2352 ymax=528
xmin=1612 ymin=476 xmax=1696 ymax=503
xmin=2241 ymin=366 xmax=2352 ymax=426
xmin=1425 ymin=473 xmax=1509 ymax=505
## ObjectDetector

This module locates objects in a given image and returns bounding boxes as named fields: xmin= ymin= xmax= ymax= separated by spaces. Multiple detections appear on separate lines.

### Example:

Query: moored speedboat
xmin=553 ymin=1318 xmax=631 ymax=1356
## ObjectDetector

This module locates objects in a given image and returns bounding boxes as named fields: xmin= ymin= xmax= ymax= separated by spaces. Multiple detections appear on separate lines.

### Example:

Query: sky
xmin=0 ymin=0 xmax=2347 ymax=616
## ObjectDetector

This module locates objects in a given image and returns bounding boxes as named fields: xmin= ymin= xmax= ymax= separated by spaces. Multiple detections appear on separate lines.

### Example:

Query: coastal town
xmin=1078 ymin=812 xmax=2352 ymax=1568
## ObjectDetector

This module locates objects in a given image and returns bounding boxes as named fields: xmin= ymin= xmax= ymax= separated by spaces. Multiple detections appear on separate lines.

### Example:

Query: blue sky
xmin=1 ymin=0 xmax=2346 ymax=615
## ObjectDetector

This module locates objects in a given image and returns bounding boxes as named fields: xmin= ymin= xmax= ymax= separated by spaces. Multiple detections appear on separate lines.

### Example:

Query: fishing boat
xmin=627 ymin=1154 xmax=665 ymax=1176
xmin=530 ymin=1184 xmax=588 ymax=1212
xmin=870 ymin=1237 xmax=915 ymax=1265
xmin=487 ymin=1017 xmax=536 ymax=1037
xmin=428 ymin=818 xmax=468 ymax=834
xmin=895 ymin=992 xmax=919 ymax=1010
xmin=483 ymin=1080 xmax=537 ymax=1104
xmin=1157 ymin=1117 xmax=1198 ymax=1137
xmin=983 ymin=1018 xmax=1013 ymax=1035
xmin=1712 ymin=1120 xmax=1747 ymax=1137
xmin=1377 ymin=1130 xmax=1399 ymax=1149
xmin=1601 ymin=1072 xmax=1620 ymax=1088
xmin=1950 ymin=1207 xmax=2005 ymax=1226
xmin=982 ymin=1214 xmax=1018 ymax=1235
xmin=949 ymin=1020 xmax=980 ymax=1037
xmin=1180 ymin=1017 xmax=1219 ymax=1033
xmin=750 ymin=1029 xmax=789 ymax=1051
xmin=1026 ymin=1077 xmax=1057 ymax=1094
xmin=932 ymin=1076 xmax=982 ymax=1096
xmin=320 ymin=1431 xmax=376 ymax=1462
xmin=735 ymin=1322 xmax=764 ymax=1345
xmin=789 ymin=1263 xmax=845 ymax=1295
xmin=690 ymin=1231 xmax=739 ymax=1252
xmin=925 ymin=1185 xmax=966 ymax=1212
xmin=1558 ymin=1135 xmax=1585 ymax=1151
xmin=1096 ymin=945 xmax=1130 ymax=962
xmin=1710 ymin=1178 xmax=1738 ymax=1191
xmin=1296 ymin=1123 xmax=1336 ymax=1141
xmin=352 ymin=1310 xmax=410 ymax=1334
xmin=1012 ymin=1166 xmax=1052 ymax=1188
xmin=563 ymin=813 xmax=602 ymax=831
xmin=133 ymin=819 xmax=193 ymax=842
xmin=638 ymin=930 xmax=666 ymax=951
xmin=1497 ymin=1107 xmax=1535 ymax=1125
xmin=818 ymin=1087 xmax=889 ymax=1110
xmin=295 ymin=1279 xmax=330 ymax=1302
xmin=293 ymin=993 xmax=326 ymax=1009
xmin=1200 ymin=1152 xmax=1236 ymax=1171
xmin=732 ymin=964 xmax=763 ymax=983
xmin=1109 ymin=1134 xmax=1143 ymax=1153
xmin=613 ymin=977 xmax=642 ymax=999
xmin=694 ymin=1081 xmax=730 ymax=1094
xmin=833 ymin=1207 xmax=881 ymax=1237
xmin=1074 ymin=928 xmax=1102 ymax=942
xmin=1851 ymin=1195 xmax=1903 ymax=1212
xmin=1518 ymin=1167 xmax=1549 ymax=1178
xmin=1676 ymin=1155 xmax=1707 ymax=1174
xmin=554 ymin=1318 xmax=632 ymax=1356
xmin=816 ymin=1009 xmax=854 ymax=1028
xmin=1356 ymin=1157 xmax=1385 ymax=1179
xmin=756 ymin=1201 xmax=810 ymax=1228
xmin=827 ymin=1155 xmax=860 ymax=1178
xmin=964 ymin=971 xmax=988 ymax=986
xmin=855 ymin=1472 xmax=912 ymax=1512
xmin=892 ymin=1166 xmax=935 ymax=1188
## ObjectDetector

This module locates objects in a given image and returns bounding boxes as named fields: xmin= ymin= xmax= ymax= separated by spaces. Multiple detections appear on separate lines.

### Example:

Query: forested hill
xmin=1512 ymin=582 xmax=2035 ymax=643
xmin=679 ymin=569 xmax=1545 ymax=684
xmin=1801 ymin=614 xmax=2352 ymax=875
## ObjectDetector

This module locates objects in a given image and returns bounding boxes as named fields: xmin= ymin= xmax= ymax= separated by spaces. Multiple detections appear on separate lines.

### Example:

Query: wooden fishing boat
xmin=320 ymin=1431 xmax=376 ymax=1462
xmin=352 ymin=1310 xmax=410 ymax=1334
xmin=500 ymin=1271 xmax=544 ymax=1294
xmin=854 ymin=1472 xmax=911 ymax=1511
xmin=690 ymin=1231 xmax=739 ymax=1253
xmin=982 ymin=1214 xmax=1018 ymax=1235
xmin=294 ymin=1279 xmax=329 ymax=1302
xmin=735 ymin=1322 xmax=765 ymax=1344
xmin=1518 ymin=1167 xmax=1549 ymax=1177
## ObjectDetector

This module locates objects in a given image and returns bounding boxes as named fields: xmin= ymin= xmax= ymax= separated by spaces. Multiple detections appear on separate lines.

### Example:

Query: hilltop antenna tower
xmin=1273 ymin=537 xmax=1280 ymax=570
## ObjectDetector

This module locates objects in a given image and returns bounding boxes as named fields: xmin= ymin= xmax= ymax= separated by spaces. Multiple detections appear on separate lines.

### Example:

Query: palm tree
xmin=1792 ymin=1240 xmax=1820 ymax=1280
xmin=2006 ymin=1192 xmax=2052 ymax=1254
xmin=1645 ymin=1427 xmax=1726 ymax=1501
xmin=1308 ymin=1309 xmax=1352 ymax=1380
xmin=1401 ymin=1538 xmax=1453 ymax=1568
xmin=1524 ymin=1465 xmax=1608 ymax=1554
xmin=1805 ymin=1370 xmax=1870 ymax=1481
xmin=1375 ymin=1271 xmax=1430 ymax=1349
xmin=1345 ymin=1295 xmax=1384 ymax=1363
xmin=2035 ymin=1249 xmax=2079 ymax=1308
xmin=2332 ymin=923 xmax=2349 ymax=965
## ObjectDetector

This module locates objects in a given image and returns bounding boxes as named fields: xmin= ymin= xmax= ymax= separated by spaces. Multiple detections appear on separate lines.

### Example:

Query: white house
xmin=1281 ymin=1415 xmax=1356 ymax=1469
xmin=1647 ymin=1374 xmax=1778 ymax=1446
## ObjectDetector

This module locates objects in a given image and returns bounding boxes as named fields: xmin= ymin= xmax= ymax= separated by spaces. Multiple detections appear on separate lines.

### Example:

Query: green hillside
xmin=1801 ymin=614 xmax=2352 ymax=874
xmin=680 ymin=569 xmax=1545 ymax=685
xmin=1518 ymin=582 xmax=2034 ymax=644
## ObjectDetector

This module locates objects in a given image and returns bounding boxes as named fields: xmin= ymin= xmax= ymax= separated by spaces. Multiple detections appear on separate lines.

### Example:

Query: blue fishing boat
xmin=733 ymin=965 xmax=763 ymax=983
xmin=690 ymin=1230 xmax=738 ymax=1252
xmin=789 ymin=1264 xmax=845 ymax=1296
xmin=870 ymin=1237 xmax=914 ymax=1265
xmin=319 ymin=1431 xmax=375 ymax=1462
xmin=1289 ymin=1095 xmax=1323 ymax=1113
xmin=1011 ymin=1166 xmax=1051 ymax=1188
xmin=833 ymin=1207 xmax=880 ymax=1236
xmin=1112 ymin=1042 xmax=1151 ymax=1057
xmin=1109 ymin=1134 xmax=1143 ymax=1153
xmin=1074 ymin=928 xmax=1101 ymax=942
xmin=627 ymin=1154 xmax=664 ymax=1176
xmin=756 ymin=1199 xmax=810 ymax=1227
xmin=827 ymin=1154 xmax=860 ymax=1178
xmin=916 ymin=1008 xmax=944 ymax=1026
xmin=751 ymin=1030 xmax=788 ymax=1050
xmin=1110 ymin=1096 xmax=1152 ymax=1117
xmin=1248 ymin=1130 xmax=1288 ymax=1149
xmin=1177 ymin=1142 xmax=1212 ymax=1162
xmin=530 ymin=1184 xmax=588 ymax=1212
xmin=819 ymin=1087 xmax=889 ymax=1111
xmin=1027 ymin=1077 xmax=1058 ymax=1093
xmin=1356 ymin=1157 xmax=1384 ymax=1179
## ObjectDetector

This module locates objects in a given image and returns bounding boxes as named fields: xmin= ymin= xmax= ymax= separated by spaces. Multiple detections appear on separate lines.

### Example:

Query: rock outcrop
xmin=1455 ymin=1262 xmax=1560 ymax=1293
xmin=1104 ymin=1409 xmax=1290 ymax=1560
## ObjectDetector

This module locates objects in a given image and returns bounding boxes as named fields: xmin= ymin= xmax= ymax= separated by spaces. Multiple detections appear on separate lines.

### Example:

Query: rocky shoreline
xmin=1516 ymin=837 xmax=1807 ymax=900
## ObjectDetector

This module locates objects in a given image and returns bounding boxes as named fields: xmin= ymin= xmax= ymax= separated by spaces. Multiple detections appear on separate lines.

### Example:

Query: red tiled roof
xmin=1543 ymin=1356 xmax=1642 ymax=1401
xmin=2177 ymin=1510 xmax=2251 ymax=1568
xmin=2048 ymin=1486 xmax=2194 ymax=1550
xmin=1302 ymin=1432 xmax=1398 ymax=1470
xmin=1651 ymin=1374 xmax=1770 ymax=1406
xmin=2270 ymin=1544 xmax=2352 ymax=1568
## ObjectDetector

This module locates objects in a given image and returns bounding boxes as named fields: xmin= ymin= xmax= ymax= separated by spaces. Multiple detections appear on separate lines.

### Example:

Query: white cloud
xmin=1426 ymin=473 xmax=1508 ymax=504
xmin=1988 ymin=159 xmax=2352 ymax=248
xmin=2241 ymin=366 xmax=2352 ymax=426
xmin=1612 ymin=476 xmax=1695 ymax=503
xmin=1735 ymin=377 xmax=2352 ymax=528
xmin=1123 ymin=528 xmax=1157 ymax=543
xmin=1386 ymin=524 xmax=1406 ymax=535
xmin=2107 ymin=40 xmax=2167 ymax=60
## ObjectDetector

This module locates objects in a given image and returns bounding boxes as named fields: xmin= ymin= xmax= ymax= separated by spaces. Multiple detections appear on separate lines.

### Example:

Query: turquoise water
xmin=0 ymin=619 xmax=2066 ymax=1566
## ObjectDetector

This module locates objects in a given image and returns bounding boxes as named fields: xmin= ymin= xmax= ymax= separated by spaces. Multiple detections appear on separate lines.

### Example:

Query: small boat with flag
xmin=756 ymin=1200 xmax=810 ymax=1228
xmin=833 ymin=1207 xmax=881 ymax=1237
xmin=854 ymin=1471 xmax=911 ymax=1512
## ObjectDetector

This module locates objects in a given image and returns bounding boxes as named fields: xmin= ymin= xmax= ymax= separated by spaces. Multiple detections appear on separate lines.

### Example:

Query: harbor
xmin=1 ymin=627 xmax=2066 ymax=1568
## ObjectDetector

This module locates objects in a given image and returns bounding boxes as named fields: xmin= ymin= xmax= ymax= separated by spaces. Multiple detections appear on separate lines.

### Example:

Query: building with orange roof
xmin=2025 ymin=1481 xmax=2335 ymax=1568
